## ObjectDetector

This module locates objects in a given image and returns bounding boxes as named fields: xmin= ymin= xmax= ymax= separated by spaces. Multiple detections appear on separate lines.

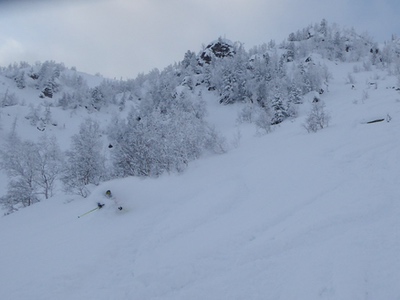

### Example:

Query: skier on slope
xmin=105 ymin=190 xmax=123 ymax=210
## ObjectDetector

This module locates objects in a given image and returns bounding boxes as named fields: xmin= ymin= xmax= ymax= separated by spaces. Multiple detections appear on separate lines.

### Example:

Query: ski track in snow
xmin=1 ymin=60 xmax=400 ymax=299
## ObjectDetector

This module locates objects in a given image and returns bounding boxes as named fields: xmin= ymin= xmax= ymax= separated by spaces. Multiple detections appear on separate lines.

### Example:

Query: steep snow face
xmin=1 ymin=56 xmax=400 ymax=300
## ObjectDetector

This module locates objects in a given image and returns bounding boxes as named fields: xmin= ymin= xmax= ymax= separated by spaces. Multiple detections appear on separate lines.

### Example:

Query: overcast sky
xmin=0 ymin=0 xmax=399 ymax=79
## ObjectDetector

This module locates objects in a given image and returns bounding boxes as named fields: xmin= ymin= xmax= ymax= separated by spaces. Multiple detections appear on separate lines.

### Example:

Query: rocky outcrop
xmin=199 ymin=38 xmax=235 ymax=64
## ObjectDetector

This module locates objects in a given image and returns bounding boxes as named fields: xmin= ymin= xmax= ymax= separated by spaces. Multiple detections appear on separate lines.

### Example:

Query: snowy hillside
xmin=1 ymin=58 xmax=400 ymax=299
xmin=1 ymin=22 xmax=400 ymax=299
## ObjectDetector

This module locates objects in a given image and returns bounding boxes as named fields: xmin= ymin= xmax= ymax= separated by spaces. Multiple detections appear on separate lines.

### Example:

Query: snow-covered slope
xmin=1 ymin=59 xmax=400 ymax=300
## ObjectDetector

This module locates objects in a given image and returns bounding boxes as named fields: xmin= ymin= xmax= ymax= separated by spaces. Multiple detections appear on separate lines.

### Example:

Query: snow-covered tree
xmin=288 ymin=80 xmax=303 ymax=104
xmin=61 ymin=118 xmax=105 ymax=197
xmin=35 ymin=135 xmax=63 ymax=199
xmin=14 ymin=70 xmax=26 ymax=89
xmin=254 ymin=106 xmax=273 ymax=135
xmin=0 ymin=127 xmax=39 ymax=212
xmin=1 ymin=179 xmax=37 ymax=214
xmin=25 ymin=104 xmax=41 ymax=126
xmin=303 ymin=101 xmax=331 ymax=133
xmin=36 ymin=61 xmax=63 ymax=98
xmin=0 ymin=123 xmax=63 ymax=212
xmin=181 ymin=50 xmax=200 ymax=75
xmin=1 ymin=89 xmax=19 ymax=107
xmin=270 ymin=89 xmax=287 ymax=125
xmin=108 ymin=96 xmax=224 ymax=178
xmin=216 ymin=44 xmax=250 ymax=104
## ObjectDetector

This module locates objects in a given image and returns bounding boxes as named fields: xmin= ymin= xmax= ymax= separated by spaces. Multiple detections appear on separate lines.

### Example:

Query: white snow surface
xmin=1 ymin=60 xmax=400 ymax=299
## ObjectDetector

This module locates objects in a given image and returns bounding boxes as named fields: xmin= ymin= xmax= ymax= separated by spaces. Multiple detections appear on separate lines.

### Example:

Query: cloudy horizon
xmin=0 ymin=0 xmax=399 ymax=79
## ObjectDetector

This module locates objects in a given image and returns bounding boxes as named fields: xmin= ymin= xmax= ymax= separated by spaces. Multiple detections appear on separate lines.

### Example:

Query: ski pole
xmin=77 ymin=203 xmax=104 ymax=218
xmin=78 ymin=207 xmax=99 ymax=218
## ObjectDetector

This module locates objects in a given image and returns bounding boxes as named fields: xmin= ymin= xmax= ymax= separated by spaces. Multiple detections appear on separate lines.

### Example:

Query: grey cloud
xmin=0 ymin=0 xmax=399 ymax=78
